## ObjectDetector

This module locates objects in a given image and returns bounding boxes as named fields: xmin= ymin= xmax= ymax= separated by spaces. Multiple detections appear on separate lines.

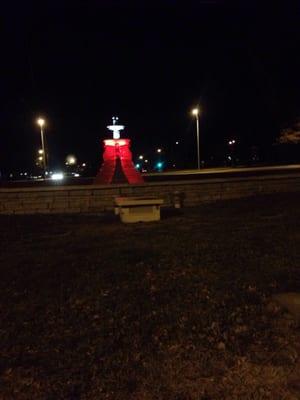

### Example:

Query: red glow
xmin=95 ymin=139 xmax=144 ymax=184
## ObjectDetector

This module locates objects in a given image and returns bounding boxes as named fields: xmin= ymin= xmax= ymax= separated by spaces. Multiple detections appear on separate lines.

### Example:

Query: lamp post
xmin=228 ymin=139 xmax=236 ymax=166
xmin=37 ymin=118 xmax=47 ymax=176
xmin=192 ymin=108 xmax=200 ymax=169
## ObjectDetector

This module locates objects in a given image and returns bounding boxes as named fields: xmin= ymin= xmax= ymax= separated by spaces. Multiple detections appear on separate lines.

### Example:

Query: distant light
xmin=37 ymin=118 xmax=45 ymax=127
xmin=66 ymin=155 xmax=77 ymax=165
xmin=145 ymin=159 xmax=149 ymax=163
xmin=73 ymin=173 xmax=80 ymax=177
xmin=139 ymin=155 xmax=144 ymax=160
xmin=82 ymin=163 xmax=86 ymax=167
xmin=156 ymin=162 xmax=163 ymax=169
xmin=192 ymin=108 xmax=199 ymax=116
xmin=157 ymin=148 xmax=162 ymax=153
xmin=38 ymin=156 xmax=43 ymax=161
xmin=135 ymin=163 xmax=140 ymax=169
xmin=38 ymin=149 xmax=44 ymax=155
xmin=51 ymin=172 xmax=64 ymax=181
xmin=228 ymin=156 xmax=232 ymax=160
xmin=24 ymin=172 xmax=27 ymax=176
xmin=175 ymin=141 xmax=179 ymax=145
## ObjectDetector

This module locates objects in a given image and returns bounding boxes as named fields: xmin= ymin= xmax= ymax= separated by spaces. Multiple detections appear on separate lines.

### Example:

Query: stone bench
xmin=114 ymin=196 xmax=164 ymax=223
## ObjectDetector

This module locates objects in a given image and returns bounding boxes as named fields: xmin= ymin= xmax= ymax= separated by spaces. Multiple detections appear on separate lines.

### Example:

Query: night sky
xmin=1 ymin=1 xmax=300 ymax=173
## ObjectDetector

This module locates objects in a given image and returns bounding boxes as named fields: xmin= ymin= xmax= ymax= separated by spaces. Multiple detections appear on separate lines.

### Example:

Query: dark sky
xmin=1 ymin=1 xmax=300 ymax=172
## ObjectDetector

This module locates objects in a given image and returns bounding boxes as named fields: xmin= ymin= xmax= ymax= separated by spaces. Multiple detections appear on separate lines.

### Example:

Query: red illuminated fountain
xmin=94 ymin=117 xmax=144 ymax=184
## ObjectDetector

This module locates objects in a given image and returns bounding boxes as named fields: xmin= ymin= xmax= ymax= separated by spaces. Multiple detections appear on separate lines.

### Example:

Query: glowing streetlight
xmin=157 ymin=148 xmax=162 ymax=153
xmin=139 ymin=155 xmax=144 ymax=160
xmin=36 ymin=117 xmax=47 ymax=176
xmin=65 ymin=155 xmax=77 ymax=166
xmin=37 ymin=118 xmax=45 ymax=127
xmin=191 ymin=107 xmax=200 ymax=169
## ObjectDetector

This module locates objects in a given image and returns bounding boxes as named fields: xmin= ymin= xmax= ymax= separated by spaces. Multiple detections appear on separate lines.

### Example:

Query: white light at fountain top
xmin=107 ymin=116 xmax=125 ymax=139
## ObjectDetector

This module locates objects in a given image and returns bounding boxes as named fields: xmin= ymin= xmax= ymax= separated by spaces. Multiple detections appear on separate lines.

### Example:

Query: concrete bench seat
xmin=114 ymin=196 xmax=164 ymax=223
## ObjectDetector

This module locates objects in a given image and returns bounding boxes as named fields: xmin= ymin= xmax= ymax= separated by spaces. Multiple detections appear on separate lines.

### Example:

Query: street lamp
xmin=65 ymin=155 xmax=77 ymax=166
xmin=37 ymin=118 xmax=47 ymax=176
xmin=192 ymin=108 xmax=200 ymax=169
xmin=157 ymin=148 xmax=162 ymax=153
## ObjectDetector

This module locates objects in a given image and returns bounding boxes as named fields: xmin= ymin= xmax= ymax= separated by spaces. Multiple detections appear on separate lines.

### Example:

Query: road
xmin=145 ymin=164 xmax=300 ymax=182
xmin=1 ymin=164 xmax=300 ymax=187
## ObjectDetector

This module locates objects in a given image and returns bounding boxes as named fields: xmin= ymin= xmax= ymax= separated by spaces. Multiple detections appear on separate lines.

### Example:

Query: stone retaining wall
xmin=1 ymin=174 xmax=300 ymax=214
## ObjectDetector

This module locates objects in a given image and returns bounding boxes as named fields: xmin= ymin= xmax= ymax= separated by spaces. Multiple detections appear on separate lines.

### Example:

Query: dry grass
xmin=0 ymin=192 xmax=300 ymax=399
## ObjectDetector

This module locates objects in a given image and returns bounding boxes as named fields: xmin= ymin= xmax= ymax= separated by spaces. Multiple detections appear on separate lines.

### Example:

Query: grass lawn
xmin=1 ymin=192 xmax=300 ymax=399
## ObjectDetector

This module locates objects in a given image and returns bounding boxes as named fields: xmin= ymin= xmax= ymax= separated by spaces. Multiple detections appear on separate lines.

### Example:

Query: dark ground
xmin=1 ymin=193 xmax=300 ymax=399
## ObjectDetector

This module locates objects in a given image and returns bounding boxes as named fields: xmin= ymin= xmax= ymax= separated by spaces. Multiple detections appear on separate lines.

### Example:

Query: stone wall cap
xmin=115 ymin=197 xmax=164 ymax=206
